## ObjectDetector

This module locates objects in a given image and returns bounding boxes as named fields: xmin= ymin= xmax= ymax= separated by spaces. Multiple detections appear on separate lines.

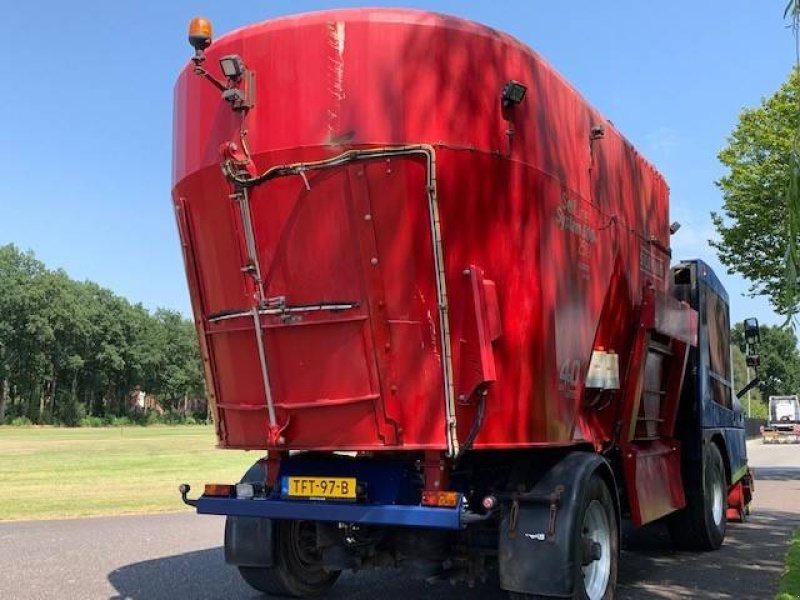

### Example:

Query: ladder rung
xmin=648 ymin=342 xmax=673 ymax=356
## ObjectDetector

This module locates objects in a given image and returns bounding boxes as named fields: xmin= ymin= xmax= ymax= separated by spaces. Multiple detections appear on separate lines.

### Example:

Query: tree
xmin=712 ymin=69 xmax=800 ymax=316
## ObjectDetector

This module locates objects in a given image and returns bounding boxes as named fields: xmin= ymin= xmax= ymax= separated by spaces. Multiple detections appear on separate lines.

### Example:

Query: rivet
xmin=371 ymin=257 xmax=379 ymax=265
xmin=364 ymin=214 xmax=372 ymax=221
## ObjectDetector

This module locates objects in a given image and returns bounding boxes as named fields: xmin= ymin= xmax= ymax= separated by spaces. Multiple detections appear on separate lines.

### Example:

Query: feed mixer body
xmin=172 ymin=8 xmax=671 ymax=454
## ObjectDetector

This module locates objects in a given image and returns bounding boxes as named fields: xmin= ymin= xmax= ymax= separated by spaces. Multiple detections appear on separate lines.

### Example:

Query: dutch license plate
xmin=283 ymin=476 xmax=357 ymax=500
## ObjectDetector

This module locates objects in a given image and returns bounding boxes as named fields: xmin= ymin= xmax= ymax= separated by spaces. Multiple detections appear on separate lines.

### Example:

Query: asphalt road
xmin=0 ymin=440 xmax=798 ymax=600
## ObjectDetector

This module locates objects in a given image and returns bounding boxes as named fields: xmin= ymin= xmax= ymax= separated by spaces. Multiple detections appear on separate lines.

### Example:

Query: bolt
xmin=371 ymin=257 xmax=379 ymax=265
xmin=364 ymin=214 xmax=372 ymax=221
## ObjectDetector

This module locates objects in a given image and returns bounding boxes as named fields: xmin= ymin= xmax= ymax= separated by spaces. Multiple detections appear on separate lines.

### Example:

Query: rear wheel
xmin=510 ymin=473 xmax=618 ymax=600
xmin=668 ymin=442 xmax=727 ymax=550
xmin=238 ymin=520 xmax=340 ymax=597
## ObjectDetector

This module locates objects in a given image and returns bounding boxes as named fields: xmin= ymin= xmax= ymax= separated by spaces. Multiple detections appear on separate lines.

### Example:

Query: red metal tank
xmin=172 ymin=8 xmax=671 ymax=454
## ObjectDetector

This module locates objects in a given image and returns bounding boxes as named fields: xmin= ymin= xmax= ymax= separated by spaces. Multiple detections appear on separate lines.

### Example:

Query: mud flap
xmin=224 ymin=461 xmax=275 ymax=567
xmin=498 ymin=452 xmax=617 ymax=597
xmin=225 ymin=516 xmax=275 ymax=567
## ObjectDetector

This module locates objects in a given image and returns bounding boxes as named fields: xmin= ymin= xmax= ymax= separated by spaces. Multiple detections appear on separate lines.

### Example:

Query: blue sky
xmin=1 ymin=1 xmax=794 ymax=327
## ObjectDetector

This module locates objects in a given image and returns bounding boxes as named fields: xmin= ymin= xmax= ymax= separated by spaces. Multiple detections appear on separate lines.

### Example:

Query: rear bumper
xmin=196 ymin=495 xmax=466 ymax=530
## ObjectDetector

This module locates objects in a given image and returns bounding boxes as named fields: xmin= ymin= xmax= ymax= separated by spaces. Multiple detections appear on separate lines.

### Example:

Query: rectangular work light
xmin=219 ymin=55 xmax=245 ymax=79
xmin=502 ymin=80 xmax=527 ymax=107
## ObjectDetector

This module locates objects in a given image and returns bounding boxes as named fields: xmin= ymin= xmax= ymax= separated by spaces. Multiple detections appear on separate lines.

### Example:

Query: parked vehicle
xmin=173 ymin=10 xmax=755 ymax=599
xmin=762 ymin=395 xmax=800 ymax=444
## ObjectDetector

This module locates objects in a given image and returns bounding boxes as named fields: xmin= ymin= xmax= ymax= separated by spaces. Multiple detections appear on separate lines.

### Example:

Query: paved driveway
xmin=0 ymin=440 xmax=797 ymax=599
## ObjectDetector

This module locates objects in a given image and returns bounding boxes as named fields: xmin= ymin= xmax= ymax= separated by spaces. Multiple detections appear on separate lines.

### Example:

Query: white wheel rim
xmin=711 ymin=476 xmax=723 ymax=526
xmin=582 ymin=500 xmax=612 ymax=600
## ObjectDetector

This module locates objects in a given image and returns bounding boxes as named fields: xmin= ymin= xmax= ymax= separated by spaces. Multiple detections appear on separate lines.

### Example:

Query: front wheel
xmin=668 ymin=442 xmax=727 ymax=550
xmin=510 ymin=473 xmax=618 ymax=600
xmin=238 ymin=520 xmax=340 ymax=598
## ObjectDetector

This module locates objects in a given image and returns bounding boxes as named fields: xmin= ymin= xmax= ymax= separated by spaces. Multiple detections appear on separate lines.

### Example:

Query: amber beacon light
xmin=188 ymin=16 xmax=213 ymax=51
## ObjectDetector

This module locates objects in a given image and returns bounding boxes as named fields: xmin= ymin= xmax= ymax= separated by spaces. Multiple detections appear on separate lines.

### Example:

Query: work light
xmin=502 ymin=80 xmax=527 ymax=107
xmin=220 ymin=55 xmax=246 ymax=80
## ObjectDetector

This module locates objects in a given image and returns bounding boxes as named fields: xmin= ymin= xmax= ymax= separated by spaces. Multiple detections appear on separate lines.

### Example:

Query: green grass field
xmin=0 ymin=426 xmax=255 ymax=521
xmin=778 ymin=529 xmax=800 ymax=600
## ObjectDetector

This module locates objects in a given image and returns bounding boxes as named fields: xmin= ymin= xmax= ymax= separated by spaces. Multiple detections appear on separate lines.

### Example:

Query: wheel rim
xmin=711 ymin=475 xmax=724 ymax=527
xmin=581 ymin=499 xmax=612 ymax=600
xmin=288 ymin=521 xmax=325 ymax=570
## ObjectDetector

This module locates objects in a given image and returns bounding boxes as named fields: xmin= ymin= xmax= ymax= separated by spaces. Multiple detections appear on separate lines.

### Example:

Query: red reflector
xmin=421 ymin=491 xmax=460 ymax=507
xmin=204 ymin=484 xmax=235 ymax=497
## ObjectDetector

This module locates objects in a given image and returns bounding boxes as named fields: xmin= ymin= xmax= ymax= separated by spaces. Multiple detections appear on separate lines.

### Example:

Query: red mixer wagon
xmin=174 ymin=9 xmax=755 ymax=598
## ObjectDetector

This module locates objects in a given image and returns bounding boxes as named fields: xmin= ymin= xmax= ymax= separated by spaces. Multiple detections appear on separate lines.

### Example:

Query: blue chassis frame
xmin=196 ymin=495 xmax=465 ymax=530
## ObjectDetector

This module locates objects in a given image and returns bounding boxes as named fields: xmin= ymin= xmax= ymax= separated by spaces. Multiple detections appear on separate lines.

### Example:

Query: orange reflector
xmin=204 ymin=484 xmax=234 ymax=497
xmin=188 ymin=16 xmax=213 ymax=49
xmin=421 ymin=491 xmax=460 ymax=507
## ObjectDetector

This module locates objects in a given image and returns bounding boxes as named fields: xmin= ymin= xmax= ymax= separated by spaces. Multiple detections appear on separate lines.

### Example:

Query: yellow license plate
xmin=284 ymin=477 xmax=357 ymax=500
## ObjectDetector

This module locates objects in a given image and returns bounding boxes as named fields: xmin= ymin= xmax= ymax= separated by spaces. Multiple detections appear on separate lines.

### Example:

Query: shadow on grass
xmin=108 ymin=509 xmax=798 ymax=600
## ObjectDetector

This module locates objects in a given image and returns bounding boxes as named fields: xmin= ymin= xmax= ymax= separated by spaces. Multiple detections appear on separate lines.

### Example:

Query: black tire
xmin=668 ymin=442 xmax=727 ymax=551
xmin=238 ymin=520 xmax=340 ymax=598
xmin=509 ymin=474 xmax=618 ymax=600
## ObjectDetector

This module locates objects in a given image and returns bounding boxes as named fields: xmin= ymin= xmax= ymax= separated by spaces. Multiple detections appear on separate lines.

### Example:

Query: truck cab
xmin=672 ymin=260 xmax=749 ymax=488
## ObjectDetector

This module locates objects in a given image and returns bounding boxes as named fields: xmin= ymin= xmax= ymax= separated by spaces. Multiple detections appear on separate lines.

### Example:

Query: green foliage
xmin=58 ymin=398 xmax=86 ymax=427
xmin=9 ymin=416 xmax=32 ymax=427
xmin=747 ymin=396 xmax=770 ymax=420
xmin=0 ymin=244 xmax=206 ymax=426
xmin=712 ymin=69 xmax=800 ymax=316
xmin=732 ymin=323 xmax=800 ymax=399
xmin=777 ymin=529 xmax=800 ymax=600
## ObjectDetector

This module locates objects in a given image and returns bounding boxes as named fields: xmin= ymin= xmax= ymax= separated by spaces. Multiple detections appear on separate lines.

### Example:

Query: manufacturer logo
xmin=524 ymin=532 xmax=546 ymax=541
xmin=555 ymin=193 xmax=597 ymax=247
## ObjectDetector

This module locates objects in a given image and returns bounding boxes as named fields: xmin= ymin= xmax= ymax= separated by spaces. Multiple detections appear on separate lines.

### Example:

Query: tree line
xmin=1 ymin=240 xmax=796 ymax=426
xmin=0 ymin=244 xmax=205 ymax=426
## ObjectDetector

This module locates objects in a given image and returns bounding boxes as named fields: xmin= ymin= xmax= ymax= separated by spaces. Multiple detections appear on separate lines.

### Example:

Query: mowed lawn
xmin=0 ymin=426 xmax=255 ymax=521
